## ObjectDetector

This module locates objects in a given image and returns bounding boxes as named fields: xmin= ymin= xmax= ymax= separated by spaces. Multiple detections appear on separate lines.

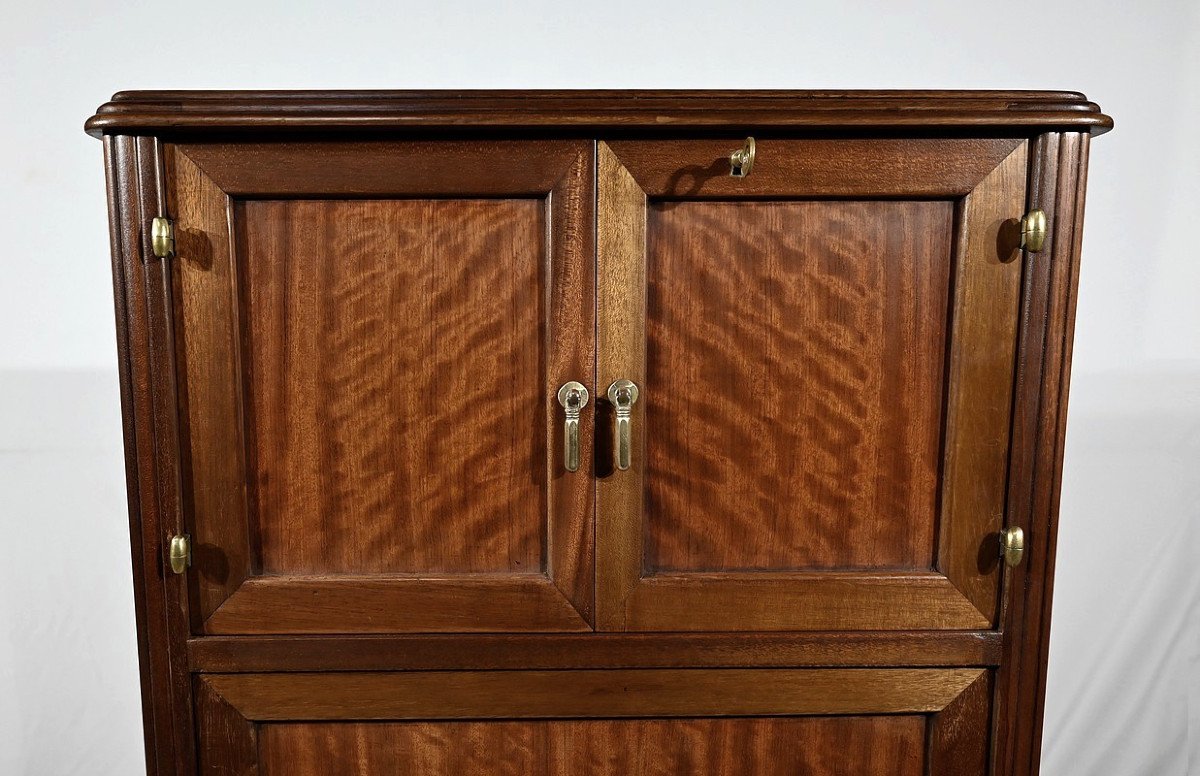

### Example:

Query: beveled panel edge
xmin=936 ymin=140 xmax=1030 ymax=624
xmin=187 ymin=631 xmax=1002 ymax=672
xmin=86 ymin=90 xmax=1112 ymax=138
xmin=203 ymin=575 xmax=593 ymax=635
xmin=172 ymin=139 xmax=588 ymax=196
xmin=199 ymin=667 xmax=988 ymax=721
xmin=606 ymin=137 xmax=1023 ymax=197
xmin=626 ymin=573 xmax=992 ymax=631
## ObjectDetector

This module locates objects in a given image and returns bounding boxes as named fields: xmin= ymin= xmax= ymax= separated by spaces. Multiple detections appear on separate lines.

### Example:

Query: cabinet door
xmin=597 ymin=138 xmax=1027 ymax=631
xmin=166 ymin=141 xmax=594 ymax=633
xmin=195 ymin=668 xmax=990 ymax=775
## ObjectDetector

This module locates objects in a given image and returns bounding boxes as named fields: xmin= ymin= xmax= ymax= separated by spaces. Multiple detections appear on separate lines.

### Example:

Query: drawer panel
xmin=260 ymin=718 xmax=924 ymax=775
xmin=197 ymin=668 xmax=991 ymax=775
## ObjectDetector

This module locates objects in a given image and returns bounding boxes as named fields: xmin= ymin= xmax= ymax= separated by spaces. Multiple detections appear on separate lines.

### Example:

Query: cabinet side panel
xmin=993 ymin=132 xmax=1090 ymax=776
xmin=104 ymin=134 xmax=161 ymax=775
xmin=105 ymin=134 xmax=197 ymax=774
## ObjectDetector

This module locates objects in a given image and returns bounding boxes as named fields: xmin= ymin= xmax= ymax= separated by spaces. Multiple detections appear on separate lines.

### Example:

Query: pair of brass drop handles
xmin=556 ymin=380 xmax=637 ymax=473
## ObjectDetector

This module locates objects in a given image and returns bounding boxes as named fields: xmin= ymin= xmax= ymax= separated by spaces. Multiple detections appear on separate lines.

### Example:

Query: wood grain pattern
xmin=204 ymin=576 xmax=590 ymax=634
xmin=164 ymin=140 xmax=594 ymax=634
xmin=623 ymin=573 xmax=990 ymax=631
xmin=168 ymin=145 xmax=252 ymax=623
xmin=257 ymin=716 xmax=926 ymax=775
xmin=187 ymin=630 xmax=1004 ymax=672
xmin=542 ymin=147 xmax=596 ymax=623
xmin=597 ymin=138 xmax=1025 ymax=632
xmin=993 ymin=132 xmax=1091 ymax=776
xmin=176 ymin=140 xmax=584 ymax=197
xmin=195 ymin=675 xmax=256 ymax=775
xmin=106 ymin=134 xmax=196 ymax=776
xmin=608 ymin=138 xmax=1021 ymax=197
xmin=91 ymin=91 xmax=1108 ymax=776
xmin=240 ymin=198 xmax=544 ymax=575
xmin=595 ymin=141 xmax=648 ymax=630
xmin=929 ymin=671 xmax=992 ymax=775
xmin=85 ymin=89 xmax=1114 ymax=137
xmin=143 ymin=137 xmax=203 ymax=775
xmin=645 ymin=200 xmax=952 ymax=572
xmin=937 ymin=141 xmax=1028 ymax=623
xmin=201 ymin=668 xmax=985 ymax=720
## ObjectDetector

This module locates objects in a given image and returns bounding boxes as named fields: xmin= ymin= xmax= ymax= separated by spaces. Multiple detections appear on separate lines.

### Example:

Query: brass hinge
xmin=1019 ymin=209 xmax=1047 ymax=253
xmin=1000 ymin=526 xmax=1025 ymax=567
xmin=168 ymin=533 xmax=191 ymax=575
xmin=151 ymin=217 xmax=175 ymax=259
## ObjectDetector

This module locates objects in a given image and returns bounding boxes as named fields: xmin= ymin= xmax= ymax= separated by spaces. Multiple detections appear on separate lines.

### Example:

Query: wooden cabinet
xmin=87 ymin=90 xmax=1110 ymax=775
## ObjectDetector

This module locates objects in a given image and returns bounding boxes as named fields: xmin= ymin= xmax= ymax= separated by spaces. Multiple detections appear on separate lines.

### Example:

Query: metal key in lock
xmin=557 ymin=381 xmax=589 ymax=473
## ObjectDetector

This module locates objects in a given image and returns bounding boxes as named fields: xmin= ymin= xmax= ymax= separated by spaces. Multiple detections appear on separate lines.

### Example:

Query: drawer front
xmin=597 ymin=138 xmax=1029 ymax=631
xmin=164 ymin=140 xmax=595 ymax=634
xmin=196 ymin=669 xmax=991 ymax=775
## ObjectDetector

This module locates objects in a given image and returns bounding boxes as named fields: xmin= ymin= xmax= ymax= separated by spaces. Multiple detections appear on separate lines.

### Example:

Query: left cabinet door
xmin=163 ymin=140 xmax=595 ymax=633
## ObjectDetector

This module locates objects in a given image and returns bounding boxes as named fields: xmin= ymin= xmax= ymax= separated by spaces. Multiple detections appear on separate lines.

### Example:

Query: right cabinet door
xmin=597 ymin=138 xmax=1029 ymax=631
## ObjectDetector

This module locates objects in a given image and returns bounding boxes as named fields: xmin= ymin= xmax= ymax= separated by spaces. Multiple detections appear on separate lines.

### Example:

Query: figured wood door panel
xmin=597 ymin=138 xmax=1027 ymax=631
xmin=241 ymin=198 xmax=543 ymax=575
xmin=195 ymin=669 xmax=990 ymax=775
xmin=165 ymin=140 xmax=594 ymax=633
xmin=645 ymin=200 xmax=950 ymax=572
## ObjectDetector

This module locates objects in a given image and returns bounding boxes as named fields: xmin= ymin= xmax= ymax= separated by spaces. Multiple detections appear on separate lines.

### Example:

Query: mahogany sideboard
xmin=86 ymin=90 xmax=1111 ymax=775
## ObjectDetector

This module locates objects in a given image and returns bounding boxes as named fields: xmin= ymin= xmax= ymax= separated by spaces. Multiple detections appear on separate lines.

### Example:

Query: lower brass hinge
xmin=151 ymin=217 xmax=175 ymax=259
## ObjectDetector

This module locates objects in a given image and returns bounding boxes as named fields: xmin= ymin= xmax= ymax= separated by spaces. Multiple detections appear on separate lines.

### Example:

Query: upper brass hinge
xmin=151 ymin=217 xmax=175 ymax=259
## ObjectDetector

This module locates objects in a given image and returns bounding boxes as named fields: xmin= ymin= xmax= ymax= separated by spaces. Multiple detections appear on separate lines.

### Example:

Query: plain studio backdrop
xmin=2 ymin=1 xmax=1198 ymax=773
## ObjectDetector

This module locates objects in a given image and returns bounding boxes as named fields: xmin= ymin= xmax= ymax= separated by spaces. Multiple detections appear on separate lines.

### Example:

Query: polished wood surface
xmin=645 ymin=200 xmax=951 ymax=572
xmin=106 ymin=134 xmax=198 ymax=775
xmin=187 ymin=631 xmax=1003 ymax=672
xmin=165 ymin=140 xmax=594 ymax=633
xmin=195 ymin=675 xmax=256 ymax=776
xmin=92 ymin=89 xmax=1106 ymax=776
xmin=938 ymin=143 xmax=1028 ymax=621
xmin=204 ymin=576 xmax=590 ymax=634
xmin=609 ymin=137 xmax=1023 ymax=197
xmin=200 ymin=668 xmax=985 ymax=719
xmin=257 ymin=717 xmax=926 ymax=776
xmin=596 ymin=139 xmax=1026 ymax=632
xmin=993 ymin=132 xmax=1092 ymax=775
xmin=241 ymin=198 xmax=543 ymax=575
xmin=169 ymin=145 xmax=252 ymax=621
xmin=930 ymin=672 xmax=993 ymax=776
xmin=85 ymin=89 xmax=1113 ymax=137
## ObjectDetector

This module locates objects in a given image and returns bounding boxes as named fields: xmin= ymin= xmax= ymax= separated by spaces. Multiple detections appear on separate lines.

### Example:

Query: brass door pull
xmin=607 ymin=379 xmax=640 ymax=471
xmin=1001 ymin=527 xmax=1025 ymax=567
xmin=168 ymin=534 xmax=191 ymax=575
xmin=557 ymin=381 xmax=589 ymax=473
xmin=729 ymin=137 xmax=756 ymax=177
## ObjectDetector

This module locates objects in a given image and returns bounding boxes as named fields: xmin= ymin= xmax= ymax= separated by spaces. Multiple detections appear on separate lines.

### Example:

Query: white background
xmin=2 ymin=1 xmax=1198 ymax=773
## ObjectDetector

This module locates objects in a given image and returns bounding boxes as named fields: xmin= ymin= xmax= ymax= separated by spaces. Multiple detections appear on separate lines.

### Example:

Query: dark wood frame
xmin=96 ymin=91 xmax=1107 ymax=776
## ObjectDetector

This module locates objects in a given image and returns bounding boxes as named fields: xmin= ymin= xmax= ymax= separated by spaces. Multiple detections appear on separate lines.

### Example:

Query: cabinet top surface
xmin=86 ymin=89 xmax=1111 ymax=137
